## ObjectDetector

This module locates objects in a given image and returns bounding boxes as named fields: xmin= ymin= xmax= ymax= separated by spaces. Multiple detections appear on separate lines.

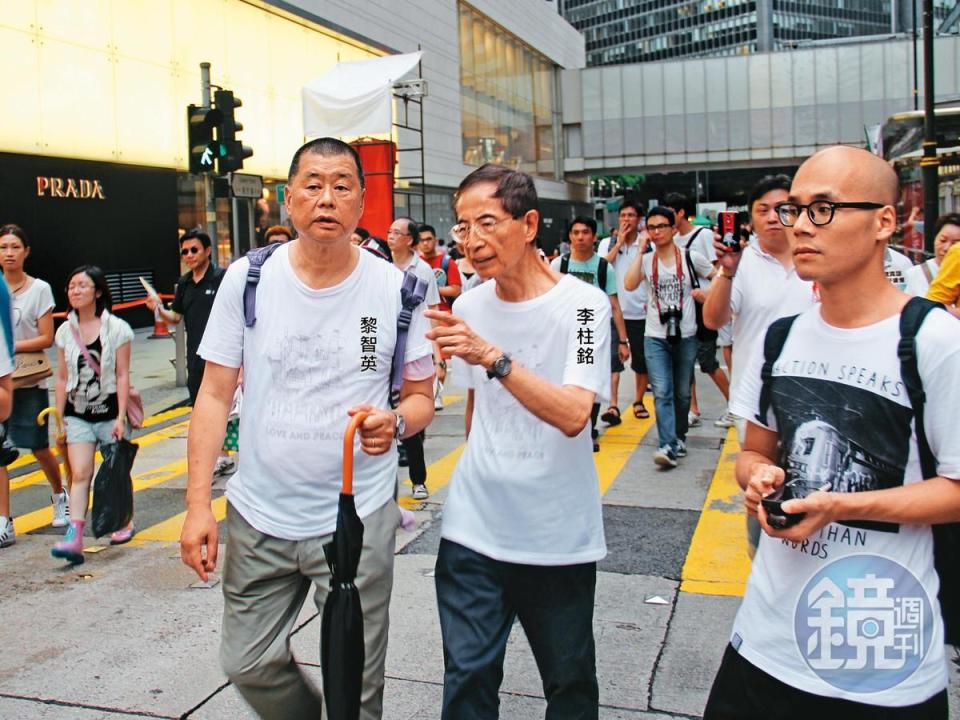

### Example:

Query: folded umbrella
xmin=321 ymin=411 xmax=369 ymax=720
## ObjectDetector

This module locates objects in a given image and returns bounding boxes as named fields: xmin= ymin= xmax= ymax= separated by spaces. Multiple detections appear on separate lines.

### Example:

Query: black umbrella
xmin=321 ymin=411 xmax=368 ymax=720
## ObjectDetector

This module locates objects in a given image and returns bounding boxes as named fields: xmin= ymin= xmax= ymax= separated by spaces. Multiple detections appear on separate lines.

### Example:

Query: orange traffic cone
xmin=149 ymin=306 xmax=172 ymax=339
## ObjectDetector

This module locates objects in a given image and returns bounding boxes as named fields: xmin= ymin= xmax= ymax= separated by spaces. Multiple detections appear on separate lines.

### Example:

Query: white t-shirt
xmin=728 ymin=243 xmax=816 ymax=403
xmin=395 ymin=253 xmax=441 ymax=307
xmin=885 ymin=248 xmax=914 ymax=291
xmin=675 ymin=226 xmax=717 ymax=292
xmin=199 ymin=245 xmax=433 ymax=540
xmin=598 ymin=236 xmax=647 ymax=320
xmin=904 ymin=259 xmax=939 ymax=298
xmin=13 ymin=279 xmax=55 ymax=388
xmin=730 ymin=306 xmax=960 ymax=706
xmin=641 ymin=249 xmax=712 ymax=339
xmin=442 ymin=275 xmax=609 ymax=565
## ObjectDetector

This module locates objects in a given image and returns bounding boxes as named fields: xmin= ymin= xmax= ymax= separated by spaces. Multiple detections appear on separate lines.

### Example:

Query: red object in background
xmin=351 ymin=139 xmax=396 ymax=240
xmin=900 ymin=181 xmax=925 ymax=261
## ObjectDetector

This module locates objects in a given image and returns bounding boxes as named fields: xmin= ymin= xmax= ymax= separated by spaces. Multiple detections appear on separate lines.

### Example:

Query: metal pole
xmin=200 ymin=62 xmax=219 ymax=266
xmin=913 ymin=0 xmax=920 ymax=111
xmin=173 ymin=284 xmax=187 ymax=388
xmin=921 ymin=0 xmax=938 ymax=256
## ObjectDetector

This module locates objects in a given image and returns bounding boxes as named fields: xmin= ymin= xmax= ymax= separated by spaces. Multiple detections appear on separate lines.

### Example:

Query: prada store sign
xmin=36 ymin=176 xmax=106 ymax=200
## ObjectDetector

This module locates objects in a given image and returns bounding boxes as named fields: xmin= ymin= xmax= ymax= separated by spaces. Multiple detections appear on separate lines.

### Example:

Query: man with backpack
xmin=180 ymin=138 xmax=435 ymax=720
xmin=704 ymin=146 xmax=960 ymax=719
xmin=551 ymin=216 xmax=630 ymax=451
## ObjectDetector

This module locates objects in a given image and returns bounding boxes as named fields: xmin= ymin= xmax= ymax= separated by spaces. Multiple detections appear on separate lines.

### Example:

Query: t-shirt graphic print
xmin=730 ymin=307 xmax=960 ymax=707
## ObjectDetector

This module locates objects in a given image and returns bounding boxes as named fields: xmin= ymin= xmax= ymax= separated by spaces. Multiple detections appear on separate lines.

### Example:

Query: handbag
xmin=68 ymin=322 xmax=145 ymax=429
xmin=12 ymin=351 xmax=53 ymax=389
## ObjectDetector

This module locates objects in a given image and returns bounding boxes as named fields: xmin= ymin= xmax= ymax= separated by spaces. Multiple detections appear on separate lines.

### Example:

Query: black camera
xmin=660 ymin=307 xmax=682 ymax=344
xmin=761 ymin=478 xmax=832 ymax=529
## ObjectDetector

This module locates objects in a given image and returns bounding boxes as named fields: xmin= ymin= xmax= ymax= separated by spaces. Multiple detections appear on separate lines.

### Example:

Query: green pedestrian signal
xmin=187 ymin=105 xmax=222 ymax=174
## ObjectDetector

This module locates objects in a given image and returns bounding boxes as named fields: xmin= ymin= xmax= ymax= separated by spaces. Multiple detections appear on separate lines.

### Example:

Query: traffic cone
xmin=149 ymin=307 xmax=172 ymax=339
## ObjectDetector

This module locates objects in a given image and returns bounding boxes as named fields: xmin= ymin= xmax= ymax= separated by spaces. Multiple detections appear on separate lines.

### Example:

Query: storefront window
xmin=459 ymin=3 xmax=558 ymax=178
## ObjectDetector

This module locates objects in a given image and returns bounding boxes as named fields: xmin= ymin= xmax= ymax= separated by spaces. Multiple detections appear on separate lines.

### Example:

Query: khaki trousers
xmin=220 ymin=500 xmax=400 ymax=720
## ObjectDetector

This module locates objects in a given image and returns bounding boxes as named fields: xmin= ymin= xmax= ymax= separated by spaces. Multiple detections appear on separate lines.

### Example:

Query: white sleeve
xmin=598 ymin=238 xmax=611 ymax=256
xmin=729 ymin=332 xmax=775 ymax=430
xmin=404 ymin=300 xmax=433 ymax=365
xmin=561 ymin=286 xmax=611 ymax=400
xmin=197 ymin=260 xmax=247 ymax=369
xmin=38 ymin=282 xmax=56 ymax=316
xmin=691 ymin=251 xmax=714 ymax=279
xmin=918 ymin=316 xmax=960 ymax=479
xmin=696 ymin=230 xmax=718 ymax=263
xmin=903 ymin=266 xmax=926 ymax=297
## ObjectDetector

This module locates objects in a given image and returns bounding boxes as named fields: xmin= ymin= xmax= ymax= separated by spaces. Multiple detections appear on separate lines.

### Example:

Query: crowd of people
xmin=0 ymin=137 xmax=959 ymax=719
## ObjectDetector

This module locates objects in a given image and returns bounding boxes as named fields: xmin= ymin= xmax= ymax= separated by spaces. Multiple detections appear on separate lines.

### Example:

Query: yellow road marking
xmin=13 ymin=458 xmax=188 ymax=536
xmin=398 ymin=445 xmax=465 ymax=511
xmin=9 ymin=406 xmax=192 ymax=473
xmin=595 ymin=406 xmax=656 ymax=496
xmin=10 ymin=419 xmax=190 ymax=492
xmin=680 ymin=428 xmax=751 ymax=597
xmin=134 ymin=495 xmax=228 ymax=543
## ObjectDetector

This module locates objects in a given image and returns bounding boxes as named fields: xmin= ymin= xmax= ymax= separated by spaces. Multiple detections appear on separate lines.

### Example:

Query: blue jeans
xmin=435 ymin=539 xmax=599 ymax=720
xmin=644 ymin=335 xmax=698 ymax=451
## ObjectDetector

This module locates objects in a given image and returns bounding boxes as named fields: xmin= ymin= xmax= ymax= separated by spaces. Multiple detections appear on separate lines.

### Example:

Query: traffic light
xmin=187 ymin=105 xmax=222 ymax=174
xmin=214 ymin=89 xmax=253 ymax=173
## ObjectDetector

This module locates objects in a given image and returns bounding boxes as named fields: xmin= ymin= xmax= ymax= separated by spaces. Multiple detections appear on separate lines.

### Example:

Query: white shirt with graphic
xmin=641 ymin=250 xmax=712 ymax=339
xmin=885 ymin=248 xmax=914 ymax=291
xmin=730 ymin=306 xmax=960 ymax=706
xmin=598 ymin=236 xmax=647 ymax=320
xmin=442 ymin=275 xmax=609 ymax=565
xmin=199 ymin=245 xmax=433 ymax=540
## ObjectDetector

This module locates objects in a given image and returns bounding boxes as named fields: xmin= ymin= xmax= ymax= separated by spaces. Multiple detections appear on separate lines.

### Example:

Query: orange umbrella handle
xmin=37 ymin=407 xmax=65 ymax=437
xmin=342 ymin=411 xmax=370 ymax=496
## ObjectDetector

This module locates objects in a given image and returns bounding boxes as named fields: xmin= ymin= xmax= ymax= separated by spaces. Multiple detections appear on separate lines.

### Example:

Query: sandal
xmin=633 ymin=400 xmax=650 ymax=419
xmin=600 ymin=406 xmax=622 ymax=426
xmin=109 ymin=527 xmax=135 ymax=545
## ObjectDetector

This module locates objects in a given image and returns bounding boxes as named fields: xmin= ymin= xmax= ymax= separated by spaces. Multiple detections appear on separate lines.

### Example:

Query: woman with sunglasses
xmin=0 ymin=225 xmax=66 ymax=549
xmin=51 ymin=266 xmax=134 ymax=563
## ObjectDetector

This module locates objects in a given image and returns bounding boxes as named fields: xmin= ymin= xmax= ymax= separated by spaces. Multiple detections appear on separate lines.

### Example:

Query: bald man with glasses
xmin=705 ymin=145 xmax=960 ymax=719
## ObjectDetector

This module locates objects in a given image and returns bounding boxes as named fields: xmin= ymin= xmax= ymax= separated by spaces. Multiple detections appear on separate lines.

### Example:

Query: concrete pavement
xmin=1 ymin=331 xmax=958 ymax=718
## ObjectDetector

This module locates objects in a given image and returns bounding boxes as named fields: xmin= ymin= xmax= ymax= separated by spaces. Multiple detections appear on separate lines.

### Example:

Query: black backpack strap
xmin=598 ymin=257 xmax=608 ymax=290
xmin=684 ymin=248 xmax=700 ymax=290
xmin=685 ymin=226 xmax=706 ymax=251
xmin=389 ymin=270 xmax=429 ymax=408
xmin=243 ymin=242 xmax=284 ymax=328
xmin=756 ymin=315 xmax=799 ymax=425
xmin=897 ymin=296 xmax=944 ymax=479
xmin=559 ymin=254 xmax=570 ymax=275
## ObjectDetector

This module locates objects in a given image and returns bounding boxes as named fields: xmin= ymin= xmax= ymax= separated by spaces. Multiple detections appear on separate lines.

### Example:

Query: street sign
xmin=229 ymin=173 xmax=263 ymax=199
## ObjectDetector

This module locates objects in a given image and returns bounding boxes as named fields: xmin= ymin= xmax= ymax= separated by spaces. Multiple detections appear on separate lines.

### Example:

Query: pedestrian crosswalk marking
xmin=135 ymin=496 xmax=228 ymax=543
xmin=594 ymin=407 xmax=656 ymax=497
xmin=13 ymin=458 xmax=188 ymax=536
xmin=10 ymin=419 xmax=191 ymax=492
xmin=679 ymin=428 xmax=751 ymax=597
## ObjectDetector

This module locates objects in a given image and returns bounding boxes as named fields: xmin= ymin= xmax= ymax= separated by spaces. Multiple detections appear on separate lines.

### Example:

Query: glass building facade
xmin=459 ymin=2 xmax=559 ymax=178
xmin=560 ymin=0 xmax=953 ymax=67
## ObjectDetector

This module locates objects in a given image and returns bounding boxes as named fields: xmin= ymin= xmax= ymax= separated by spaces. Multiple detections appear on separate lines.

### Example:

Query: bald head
xmin=795 ymin=145 xmax=899 ymax=206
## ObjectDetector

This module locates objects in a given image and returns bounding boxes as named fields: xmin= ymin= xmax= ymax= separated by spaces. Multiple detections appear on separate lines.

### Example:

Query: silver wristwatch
xmin=393 ymin=412 xmax=406 ymax=439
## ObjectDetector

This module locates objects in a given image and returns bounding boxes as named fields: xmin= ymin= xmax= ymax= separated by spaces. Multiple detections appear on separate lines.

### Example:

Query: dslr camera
xmin=660 ymin=306 xmax=682 ymax=344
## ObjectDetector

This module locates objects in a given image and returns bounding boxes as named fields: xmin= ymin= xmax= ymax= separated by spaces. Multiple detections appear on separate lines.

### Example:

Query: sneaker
xmin=688 ymin=411 xmax=701 ymax=428
xmin=51 ymin=491 xmax=70 ymax=528
xmin=675 ymin=440 xmax=687 ymax=458
xmin=51 ymin=523 xmax=84 ymax=564
xmin=213 ymin=456 xmax=237 ymax=477
xmin=653 ymin=446 xmax=678 ymax=468
xmin=714 ymin=411 xmax=736 ymax=428
xmin=109 ymin=526 xmax=135 ymax=545
xmin=0 ymin=516 xmax=15 ymax=549
xmin=411 ymin=484 xmax=429 ymax=500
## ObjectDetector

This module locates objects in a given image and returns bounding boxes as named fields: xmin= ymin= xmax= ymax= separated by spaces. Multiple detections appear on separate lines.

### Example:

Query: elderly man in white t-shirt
xmin=426 ymin=164 xmax=609 ymax=719
xmin=180 ymin=138 xmax=435 ymax=720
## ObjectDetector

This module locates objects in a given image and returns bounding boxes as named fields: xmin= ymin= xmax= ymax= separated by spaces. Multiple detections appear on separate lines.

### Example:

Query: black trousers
xmin=435 ymin=539 xmax=599 ymax=720
xmin=401 ymin=430 xmax=426 ymax=485
xmin=187 ymin=353 xmax=205 ymax=406
xmin=704 ymin=644 xmax=948 ymax=720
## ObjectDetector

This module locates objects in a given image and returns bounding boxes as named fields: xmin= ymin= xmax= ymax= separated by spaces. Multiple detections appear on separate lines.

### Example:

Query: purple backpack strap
xmin=390 ymin=270 xmax=429 ymax=408
xmin=243 ymin=243 xmax=283 ymax=328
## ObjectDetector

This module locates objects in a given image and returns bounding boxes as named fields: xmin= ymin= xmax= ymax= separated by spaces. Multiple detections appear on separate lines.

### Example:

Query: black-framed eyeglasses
xmin=776 ymin=200 xmax=886 ymax=227
xmin=646 ymin=223 xmax=672 ymax=232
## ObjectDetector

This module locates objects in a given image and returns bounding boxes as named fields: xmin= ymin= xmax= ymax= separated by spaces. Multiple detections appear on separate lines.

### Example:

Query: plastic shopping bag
xmin=91 ymin=439 xmax=138 ymax=538
xmin=223 ymin=387 xmax=242 ymax=452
